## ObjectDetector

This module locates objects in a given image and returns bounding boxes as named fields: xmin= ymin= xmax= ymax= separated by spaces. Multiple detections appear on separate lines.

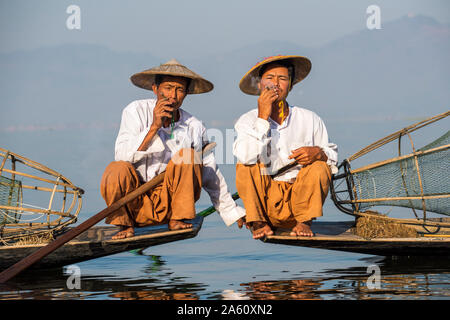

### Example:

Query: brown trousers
xmin=236 ymin=161 xmax=331 ymax=228
xmin=100 ymin=148 xmax=202 ymax=227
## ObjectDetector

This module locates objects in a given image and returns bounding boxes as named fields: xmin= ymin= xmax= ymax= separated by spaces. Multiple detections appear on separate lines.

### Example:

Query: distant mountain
xmin=183 ymin=15 xmax=449 ymax=128
xmin=1 ymin=15 xmax=448 ymax=128
xmin=307 ymin=14 xmax=450 ymax=120
xmin=0 ymin=44 xmax=161 ymax=127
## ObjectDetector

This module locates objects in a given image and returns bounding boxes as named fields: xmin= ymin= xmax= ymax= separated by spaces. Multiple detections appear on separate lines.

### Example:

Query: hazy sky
xmin=1 ymin=0 xmax=449 ymax=57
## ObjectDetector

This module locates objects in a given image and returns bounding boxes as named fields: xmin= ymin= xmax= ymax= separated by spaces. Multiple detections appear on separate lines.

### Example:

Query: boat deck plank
xmin=263 ymin=220 xmax=450 ymax=256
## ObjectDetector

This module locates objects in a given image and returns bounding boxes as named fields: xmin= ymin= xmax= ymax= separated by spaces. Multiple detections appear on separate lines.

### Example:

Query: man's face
xmin=152 ymin=76 xmax=188 ymax=109
xmin=258 ymin=64 xmax=290 ymax=102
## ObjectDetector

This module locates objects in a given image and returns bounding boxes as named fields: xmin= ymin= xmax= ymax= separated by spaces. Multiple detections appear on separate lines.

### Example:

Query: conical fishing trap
xmin=331 ymin=111 xmax=450 ymax=230
xmin=0 ymin=148 xmax=83 ymax=244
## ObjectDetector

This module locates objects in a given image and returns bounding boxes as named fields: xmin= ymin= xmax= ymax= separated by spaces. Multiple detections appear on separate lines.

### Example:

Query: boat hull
xmin=0 ymin=216 xmax=203 ymax=270
xmin=263 ymin=221 xmax=450 ymax=256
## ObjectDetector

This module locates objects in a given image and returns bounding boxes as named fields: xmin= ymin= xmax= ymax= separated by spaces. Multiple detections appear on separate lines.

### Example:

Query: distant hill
xmin=0 ymin=44 xmax=160 ymax=127
xmin=309 ymin=14 xmax=450 ymax=120
xmin=1 ymin=14 xmax=448 ymax=128
xmin=191 ymin=14 xmax=449 ymax=124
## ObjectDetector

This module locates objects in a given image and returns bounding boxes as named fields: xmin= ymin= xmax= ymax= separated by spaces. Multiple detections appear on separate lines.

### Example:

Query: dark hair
xmin=154 ymin=75 xmax=191 ymax=93
xmin=258 ymin=60 xmax=295 ymax=84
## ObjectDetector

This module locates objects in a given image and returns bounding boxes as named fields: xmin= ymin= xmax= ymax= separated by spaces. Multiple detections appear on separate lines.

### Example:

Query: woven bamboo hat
xmin=239 ymin=55 xmax=312 ymax=95
xmin=130 ymin=59 xmax=214 ymax=94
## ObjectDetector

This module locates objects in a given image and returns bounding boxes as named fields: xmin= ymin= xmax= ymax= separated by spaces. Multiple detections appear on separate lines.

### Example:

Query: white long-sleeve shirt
xmin=233 ymin=105 xmax=338 ymax=183
xmin=115 ymin=98 xmax=245 ymax=226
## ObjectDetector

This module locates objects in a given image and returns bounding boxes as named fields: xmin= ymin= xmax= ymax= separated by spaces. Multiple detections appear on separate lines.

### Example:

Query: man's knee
xmin=102 ymin=161 xmax=136 ymax=183
xmin=171 ymin=148 xmax=202 ymax=165
xmin=303 ymin=161 xmax=331 ymax=182
xmin=236 ymin=162 xmax=267 ymax=176
xmin=236 ymin=162 xmax=253 ymax=173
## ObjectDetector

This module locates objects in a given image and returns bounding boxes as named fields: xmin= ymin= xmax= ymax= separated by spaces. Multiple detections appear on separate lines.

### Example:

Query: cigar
xmin=160 ymin=96 xmax=171 ymax=123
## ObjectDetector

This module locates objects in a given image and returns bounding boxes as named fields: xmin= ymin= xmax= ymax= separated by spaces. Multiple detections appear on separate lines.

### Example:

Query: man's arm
xmin=137 ymin=98 xmax=174 ymax=151
xmin=313 ymin=116 xmax=338 ymax=169
xmin=232 ymin=86 xmax=278 ymax=165
xmin=202 ymin=153 xmax=246 ymax=226
xmin=137 ymin=125 xmax=160 ymax=152
xmin=201 ymin=128 xmax=245 ymax=226
xmin=288 ymin=115 xmax=338 ymax=169
xmin=115 ymin=101 xmax=166 ymax=163
xmin=232 ymin=113 xmax=272 ymax=164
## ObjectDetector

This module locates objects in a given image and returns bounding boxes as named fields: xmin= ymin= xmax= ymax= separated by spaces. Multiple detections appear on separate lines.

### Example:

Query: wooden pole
xmin=350 ymin=144 xmax=449 ymax=174
xmin=0 ymin=143 xmax=216 ymax=283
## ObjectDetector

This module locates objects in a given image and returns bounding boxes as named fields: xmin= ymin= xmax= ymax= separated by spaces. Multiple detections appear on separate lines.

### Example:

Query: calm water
xmin=0 ymin=202 xmax=449 ymax=300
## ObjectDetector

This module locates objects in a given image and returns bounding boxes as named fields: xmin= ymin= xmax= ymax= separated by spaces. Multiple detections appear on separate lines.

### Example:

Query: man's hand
xmin=137 ymin=98 xmax=175 ymax=151
xmin=288 ymin=146 xmax=328 ymax=166
xmin=151 ymin=97 xmax=175 ymax=130
xmin=237 ymin=217 xmax=248 ymax=229
xmin=257 ymin=85 xmax=279 ymax=120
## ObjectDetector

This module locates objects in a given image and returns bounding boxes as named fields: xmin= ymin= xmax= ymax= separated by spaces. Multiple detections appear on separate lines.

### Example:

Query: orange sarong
xmin=236 ymin=161 xmax=331 ymax=228
xmin=100 ymin=148 xmax=202 ymax=227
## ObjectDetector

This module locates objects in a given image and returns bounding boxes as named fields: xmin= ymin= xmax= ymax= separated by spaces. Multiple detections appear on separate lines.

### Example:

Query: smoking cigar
xmin=262 ymin=83 xmax=283 ymax=118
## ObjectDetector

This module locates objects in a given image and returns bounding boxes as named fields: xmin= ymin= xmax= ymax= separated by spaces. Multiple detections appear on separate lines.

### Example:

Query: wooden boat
xmin=0 ymin=144 xmax=217 ymax=279
xmin=262 ymin=112 xmax=446 ymax=256
xmin=0 ymin=215 xmax=203 ymax=270
xmin=262 ymin=218 xmax=450 ymax=256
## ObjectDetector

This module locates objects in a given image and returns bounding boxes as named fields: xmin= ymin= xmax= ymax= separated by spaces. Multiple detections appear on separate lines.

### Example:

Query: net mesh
xmin=352 ymin=131 xmax=450 ymax=215
xmin=0 ymin=175 xmax=22 ymax=224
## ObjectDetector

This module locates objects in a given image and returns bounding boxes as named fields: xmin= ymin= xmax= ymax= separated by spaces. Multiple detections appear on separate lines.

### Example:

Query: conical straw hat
xmin=239 ymin=55 xmax=311 ymax=95
xmin=130 ymin=59 xmax=214 ymax=94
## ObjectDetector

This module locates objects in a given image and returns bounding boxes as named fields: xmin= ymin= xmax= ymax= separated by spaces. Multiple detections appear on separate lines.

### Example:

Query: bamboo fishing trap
xmin=0 ymin=147 xmax=83 ymax=244
xmin=330 ymin=111 xmax=450 ymax=231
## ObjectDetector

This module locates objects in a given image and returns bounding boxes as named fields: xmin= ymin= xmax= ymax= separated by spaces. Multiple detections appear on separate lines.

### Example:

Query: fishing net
xmin=352 ymin=130 xmax=449 ymax=215
xmin=331 ymin=111 xmax=450 ymax=221
xmin=0 ymin=176 xmax=22 ymax=224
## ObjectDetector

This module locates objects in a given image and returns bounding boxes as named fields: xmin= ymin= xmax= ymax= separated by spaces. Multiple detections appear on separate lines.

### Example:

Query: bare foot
xmin=169 ymin=219 xmax=193 ymax=230
xmin=112 ymin=226 xmax=134 ymax=240
xmin=251 ymin=221 xmax=274 ymax=239
xmin=290 ymin=220 xmax=314 ymax=237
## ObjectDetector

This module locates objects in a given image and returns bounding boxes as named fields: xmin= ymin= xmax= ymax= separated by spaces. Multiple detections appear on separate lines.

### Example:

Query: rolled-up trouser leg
xmin=162 ymin=148 xmax=202 ymax=221
xmin=290 ymin=161 xmax=331 ymax=223
xmin=235 ymin=163 xmax=272 ymax=224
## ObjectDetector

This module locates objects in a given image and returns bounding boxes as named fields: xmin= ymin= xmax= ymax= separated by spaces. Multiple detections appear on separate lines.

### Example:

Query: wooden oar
xmin=0 ymin=143 xmax=216 ymax=283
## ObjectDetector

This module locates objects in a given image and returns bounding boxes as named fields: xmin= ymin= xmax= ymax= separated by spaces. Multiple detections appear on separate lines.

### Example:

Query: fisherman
xmin=101 ymin=59 xmax=245 ymax=239
xmin=233 ymin=55 xmax=338 ymax=239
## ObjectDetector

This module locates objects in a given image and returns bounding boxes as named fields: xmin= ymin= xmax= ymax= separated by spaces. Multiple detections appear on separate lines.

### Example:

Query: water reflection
xmin=239 ymin=279 xmax=322 ymax=300
xmin=237 ymin=256 xmax=450 ymax=300
xmin=0 ymin=254 xmax=206 ymax=300
xmin=0 ymin=255 xmax=449 ymax=300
